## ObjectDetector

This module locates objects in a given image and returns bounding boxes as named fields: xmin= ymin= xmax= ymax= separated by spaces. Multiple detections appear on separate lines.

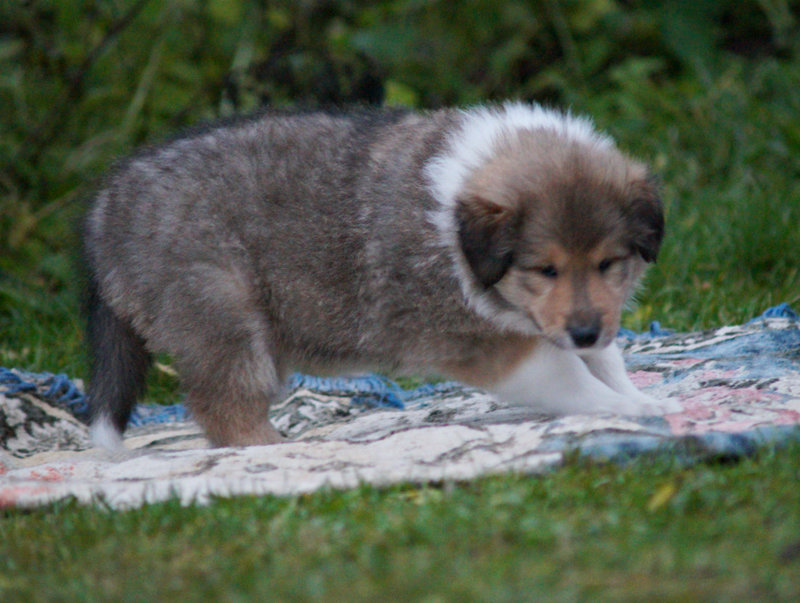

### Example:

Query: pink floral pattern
xmin=622 ymin=314 xmax=800 ymax=438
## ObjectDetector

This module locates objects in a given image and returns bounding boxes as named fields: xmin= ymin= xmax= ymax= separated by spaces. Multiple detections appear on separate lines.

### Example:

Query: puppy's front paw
xmin=623 ymin=392 xmax=682 ymax=416
xmin=590 ymin=390 xmax=681 ymax=416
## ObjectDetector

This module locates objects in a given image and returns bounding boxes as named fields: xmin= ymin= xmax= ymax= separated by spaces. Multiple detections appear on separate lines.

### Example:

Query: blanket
xmin=1 ymin=305 xmax=799 ymax=509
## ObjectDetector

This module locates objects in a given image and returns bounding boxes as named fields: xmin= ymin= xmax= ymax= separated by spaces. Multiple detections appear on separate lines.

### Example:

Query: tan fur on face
xmin=496 ymin=241 xmax=645 ymax=350
xmin=457 ymin=129 xmax=653 ymax=351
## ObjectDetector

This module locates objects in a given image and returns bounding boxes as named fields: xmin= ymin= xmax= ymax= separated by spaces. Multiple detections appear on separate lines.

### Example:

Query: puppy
xmin=84 ymin=102 xmax=677 ymax=449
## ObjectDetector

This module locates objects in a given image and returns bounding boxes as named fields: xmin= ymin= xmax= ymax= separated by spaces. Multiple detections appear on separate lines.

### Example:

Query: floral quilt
xmin=1 ymin=305 xmax=798 ymax=509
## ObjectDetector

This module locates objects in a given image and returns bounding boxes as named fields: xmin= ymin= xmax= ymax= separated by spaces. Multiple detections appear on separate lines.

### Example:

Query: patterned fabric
xmin=1 ymin=306 xmax=798 ymax=509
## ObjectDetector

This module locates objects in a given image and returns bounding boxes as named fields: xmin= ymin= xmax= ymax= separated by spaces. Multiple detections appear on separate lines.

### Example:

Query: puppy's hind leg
xmin=157 ymin=265 xmax=285 ymax=447
xmin=182 ymin=343 xmax=285 ymax=448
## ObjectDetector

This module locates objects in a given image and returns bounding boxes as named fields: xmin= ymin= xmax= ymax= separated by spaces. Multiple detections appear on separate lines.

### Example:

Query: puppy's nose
xmin=567 ymin=321 xmax=600 ymax=348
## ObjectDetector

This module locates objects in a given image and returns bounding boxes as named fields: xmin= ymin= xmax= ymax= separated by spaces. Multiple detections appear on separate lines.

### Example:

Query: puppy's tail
xmin=86 ymin=275 xmax=151 ymax=449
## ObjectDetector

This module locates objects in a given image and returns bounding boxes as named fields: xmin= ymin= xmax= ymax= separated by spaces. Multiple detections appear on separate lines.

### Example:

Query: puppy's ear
xmin=626 ymin=173 xmax=664 ymax=263
xmin=455 ymin=195 xmax=522 ymax=288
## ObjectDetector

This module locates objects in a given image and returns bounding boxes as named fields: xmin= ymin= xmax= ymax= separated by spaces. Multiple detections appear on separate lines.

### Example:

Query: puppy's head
xmin=454 ymin=129 xmax=663 ymax=351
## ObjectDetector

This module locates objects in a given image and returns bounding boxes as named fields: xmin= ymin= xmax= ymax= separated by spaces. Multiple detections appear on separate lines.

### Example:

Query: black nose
xmin=568 ymin=323 xmax=600 ymax=348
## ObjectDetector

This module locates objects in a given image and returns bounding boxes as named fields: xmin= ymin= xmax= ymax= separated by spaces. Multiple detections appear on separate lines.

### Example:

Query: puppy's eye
xmin=598 ymin=256 xmax=627 ymax=274
xmin=598 ymin=258 xmax=615 ymax=273
xmin=536 ymin=265 xmax=559 ymax=279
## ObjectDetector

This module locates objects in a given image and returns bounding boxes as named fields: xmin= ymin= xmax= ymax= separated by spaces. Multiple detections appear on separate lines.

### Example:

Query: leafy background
xmin=1 ymin=0 xmax=799 ymax=380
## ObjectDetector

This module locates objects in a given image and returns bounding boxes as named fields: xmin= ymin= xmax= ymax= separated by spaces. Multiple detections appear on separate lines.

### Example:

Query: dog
xmin=84 ymin=102 xmax=678 ymax=449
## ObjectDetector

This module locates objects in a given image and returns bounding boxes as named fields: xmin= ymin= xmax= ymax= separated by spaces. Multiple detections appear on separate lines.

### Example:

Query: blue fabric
xmin=577 ymin=425 xmax=800 ymax=464
xmin=0 ymin=367 xmax=89 ymax=420
xmin=749 ymin=302 xmax=798 ymax=321
xmin=129 ymin=403 xmax=188 ymax=425
xmin=617 ymin=320 xmax=673 ymax=340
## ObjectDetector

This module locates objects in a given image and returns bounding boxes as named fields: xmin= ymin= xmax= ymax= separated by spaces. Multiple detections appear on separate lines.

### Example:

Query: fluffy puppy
xmin=84 ymin=102 xmax=678 ymax=449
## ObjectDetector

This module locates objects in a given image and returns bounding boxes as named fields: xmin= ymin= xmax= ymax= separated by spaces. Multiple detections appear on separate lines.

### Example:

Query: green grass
xmin=2 ymin=2 xmax=800 ymax=600
xmin=2 ymin=443 xmax=800 ymax=601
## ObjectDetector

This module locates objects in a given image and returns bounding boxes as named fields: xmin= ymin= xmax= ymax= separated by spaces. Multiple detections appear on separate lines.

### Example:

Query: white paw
xmin=590 ymin=391 xmax=681 ymax=416
xmin=623 ymin=392 xmax=682 ymax=416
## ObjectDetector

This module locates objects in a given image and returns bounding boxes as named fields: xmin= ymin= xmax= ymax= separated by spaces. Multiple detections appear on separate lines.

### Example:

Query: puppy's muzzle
xmin=567 ymin=315 xmax=601 ymax=348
